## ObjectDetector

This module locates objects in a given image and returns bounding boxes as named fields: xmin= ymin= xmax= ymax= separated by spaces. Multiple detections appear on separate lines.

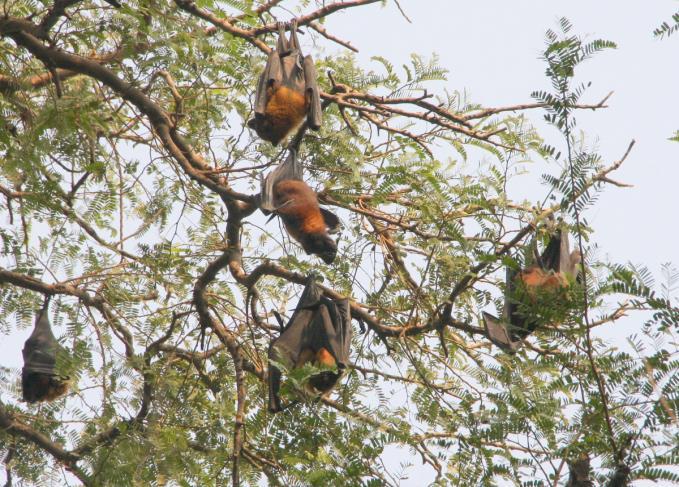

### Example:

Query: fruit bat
xmin=268 ymin=275 xmax=352 ymax=413
xmin=248 ymin=20 xmax=322 ymax=146
xmin=260 ymin=150 xmax=340 ymax=264
xmin=482 ymin=227 xmax=582 ymax=352
xmin=22 ymin=297 xmax=69 ymax=403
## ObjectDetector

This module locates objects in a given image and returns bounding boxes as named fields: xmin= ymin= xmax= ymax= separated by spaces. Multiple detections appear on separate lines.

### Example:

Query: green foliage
xmin=654 ymin=11 xmax=679 ymax=39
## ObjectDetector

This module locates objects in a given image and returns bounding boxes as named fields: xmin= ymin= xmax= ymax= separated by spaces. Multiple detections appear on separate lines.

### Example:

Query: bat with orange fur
xmin=248 ymin=20 xmax=322 ymax=146
xmin=268 ymin=276 xmax=352 ymax=412
xmin=483 ymin=227 xmax=582 ymax=352
xmin=295 ymin=346 xmax=338 ymax=394
xmin=273 ymin=179 xmax=337 ymax=264
xmin=260 ymin=150 xmax=340 ymax=264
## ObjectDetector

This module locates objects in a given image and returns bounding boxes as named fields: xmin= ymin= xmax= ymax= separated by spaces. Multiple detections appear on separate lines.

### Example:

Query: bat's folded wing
xmin=259 ymin=150 xmax=303 ymax=214
xmin=303 ymin=55 xmax=322 ymax=130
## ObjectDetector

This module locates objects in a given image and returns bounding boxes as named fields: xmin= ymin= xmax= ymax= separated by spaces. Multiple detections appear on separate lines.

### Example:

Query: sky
xmin=325 ymin=0 xmax=679 ymax=277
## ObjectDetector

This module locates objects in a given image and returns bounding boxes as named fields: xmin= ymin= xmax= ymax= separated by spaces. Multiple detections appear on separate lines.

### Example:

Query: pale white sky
xmin=326 ymin=0 xmax=679 ymax=275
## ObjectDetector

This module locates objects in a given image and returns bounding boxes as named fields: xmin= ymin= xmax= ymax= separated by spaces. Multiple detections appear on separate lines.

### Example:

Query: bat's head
xmin=308 ymin=371 xmax=339 ymax=393
xmin=22 ymin=372 xmax=69 ymax=403
xmin=302 ymin=232 xmax=337 ymax=264
xmin=248 ymin=116 xmax=285 ymax=146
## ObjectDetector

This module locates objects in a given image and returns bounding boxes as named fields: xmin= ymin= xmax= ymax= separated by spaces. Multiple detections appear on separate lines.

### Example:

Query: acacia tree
xmin=0 ymin=1 xmax=677 ymax=486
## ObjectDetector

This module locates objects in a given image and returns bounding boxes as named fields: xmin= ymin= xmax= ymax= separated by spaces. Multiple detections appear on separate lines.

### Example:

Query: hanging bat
xmin=260 ymin=150 xmax=340 ymax=264
xmin=22 ymin=297 xmax=69 ymax=403
xmin=268 ymin=275 xmax=352 ymax=413
xmin=248 ymin=19 xmax=322 ymax=146
xmin=483 ymin=227 xmax=582 ymax=352
xmin=295 ymin=346 xmax=339 ymax=393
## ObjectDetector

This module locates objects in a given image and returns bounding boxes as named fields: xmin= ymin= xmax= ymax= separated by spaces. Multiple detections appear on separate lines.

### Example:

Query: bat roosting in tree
xmin=260 ymin=150 xmax=340 ymax=264
xmin=483 ymin=226 xmax=582 ymax=352
xmin=248 ymin=20 xmax=322 ymax=146
xmin=294 ymin=346 xmax=339 ymax=393
xmin=268 ymin=275 xmax=352 ymax=412
xmin=22 ymin=297 xmax=69 ymax=403
xmin=273 ymin=179 xmax=337 ymax=264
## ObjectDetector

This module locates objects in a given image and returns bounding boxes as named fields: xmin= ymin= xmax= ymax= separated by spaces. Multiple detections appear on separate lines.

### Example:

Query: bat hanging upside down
xmin=272 ymin=179 xmax=337 ymax=264
xmin=268 ymin=276 xmax=352 ymax=413
xmin=22 ymin=297 xmax=70 ymax=403
xmin=295 ymin=347 xmax=339 ymax=394
xmin=248 ymin=20 xmax=322 ymax=146
xmin=483 ymin=227 xmax=582 ymax=352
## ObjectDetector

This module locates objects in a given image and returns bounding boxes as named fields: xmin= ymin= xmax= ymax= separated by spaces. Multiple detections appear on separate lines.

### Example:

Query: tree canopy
xmin=0 ymin=1 xmax=677 ymax=486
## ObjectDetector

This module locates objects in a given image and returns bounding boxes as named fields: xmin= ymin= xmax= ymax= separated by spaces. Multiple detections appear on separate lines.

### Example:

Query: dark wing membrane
xmin=259 ymin=150 xmax=302 ymax=214
xmin=254 ymin=49 xmax=282 ymax=117
xmin=540 ymin=228 xmax=563 ymax=272
xmin=320 ymin=208 xmax=341 ymax=234
xmin=484 ymin=267 xmax=524 ymax=352
xmin=303 ymin=55 xmax=322 ymax=130
xmin=268 ymin=276 xmax=321 ymax=411
xmin=22 ymin=298 xmax=70 ymax=402
xmin=22 ymin=300 xmax=60 ymax=376
xmin=558 ymin=228 xmax=577 ymax=277
xmin=267 ymin=277 xmax=352 ymax=412
xmin=483 ymin=312 xmax=521 ymax=353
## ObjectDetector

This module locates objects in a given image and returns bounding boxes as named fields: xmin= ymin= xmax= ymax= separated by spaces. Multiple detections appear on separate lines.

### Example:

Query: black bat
xmin=268 ymin=275 xmax=352 ymax=412
xmin=248 ymin=20 xmax=322 ymax=146
xmin=22 ymin=297 xmax=69 ymax=403
xmin=259 ymin=150 xmax=340 ymax=264
xmin=483 ymin=226 xmax=582 ymax=352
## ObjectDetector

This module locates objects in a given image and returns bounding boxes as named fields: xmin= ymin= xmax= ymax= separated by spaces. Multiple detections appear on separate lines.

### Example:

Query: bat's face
xmin=247 ymin=116 xmax=285 ymax=146
xmin=308 ymin=371 xmax=339 ymax=393
xmin=301 ymin=233 xmax=337 ymax=264
xmin=22 ymin=373 xmax=69 ymax=403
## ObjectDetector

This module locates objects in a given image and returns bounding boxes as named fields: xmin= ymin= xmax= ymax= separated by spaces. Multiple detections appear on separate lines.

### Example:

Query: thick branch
xmin=1 ymin=21 xmax=254 ymax=205
xmin=0 ymin=402 xmax=89 ymax=484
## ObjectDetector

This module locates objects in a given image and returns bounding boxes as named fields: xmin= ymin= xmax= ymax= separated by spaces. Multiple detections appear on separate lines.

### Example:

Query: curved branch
xmin=1 ymin=21 xmax=254 ymax=206
xmin=0 ymin=402 xmax=89 ymax=484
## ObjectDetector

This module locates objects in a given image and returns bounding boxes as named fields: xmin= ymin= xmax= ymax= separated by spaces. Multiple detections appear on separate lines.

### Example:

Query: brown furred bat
xmin=273 ymin=179 xmax=337 ymax=264
xmin=483 ymin=226 xmax=582 ymax=352
xmin=248 ymin=20 xmax=322 ymax=146
xmin=268 ymin=276 xmax=352 ymax=413
xmin=259 ymin=150 xmax=340 ymax=264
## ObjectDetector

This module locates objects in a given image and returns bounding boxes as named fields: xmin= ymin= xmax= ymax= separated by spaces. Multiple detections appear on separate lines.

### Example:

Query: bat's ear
xmin=247 ymin=118 xmax=257 ymax=129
